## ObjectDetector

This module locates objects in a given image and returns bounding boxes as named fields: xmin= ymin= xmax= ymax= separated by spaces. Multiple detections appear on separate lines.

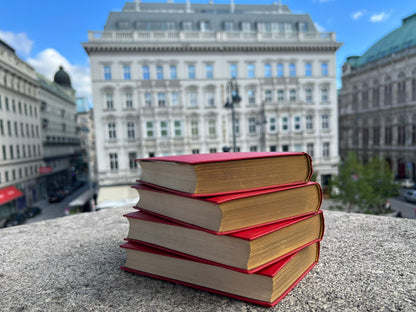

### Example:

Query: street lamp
xmin=224 ymin=77 xmax=241 ymax=152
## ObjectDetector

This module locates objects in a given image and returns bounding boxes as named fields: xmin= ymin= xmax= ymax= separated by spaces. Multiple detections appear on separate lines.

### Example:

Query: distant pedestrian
xmin=64 ymin=207 xmax=69 ymax=216
xmin=395 ymin=211 xmax=402 ymax=218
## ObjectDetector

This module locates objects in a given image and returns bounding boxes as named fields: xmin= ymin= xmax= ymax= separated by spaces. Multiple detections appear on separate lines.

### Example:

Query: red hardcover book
xmin=121 ymin=241 xmax=320 ymax=307
xmin=132 ymin=182 xmax=322 ymax=234
xmin=136 ymin=152 xmax=313 ymax=197
xmin=124 ymin=209 xmax=324 ymax=273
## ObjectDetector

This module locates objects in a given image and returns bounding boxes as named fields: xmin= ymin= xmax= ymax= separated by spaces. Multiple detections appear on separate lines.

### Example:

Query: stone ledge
xmin=1 ymin=206 xmax=415 ymax=311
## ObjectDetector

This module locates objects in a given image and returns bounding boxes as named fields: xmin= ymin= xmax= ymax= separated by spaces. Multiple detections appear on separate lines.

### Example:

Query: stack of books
xmin=121 ymin=152 xmax=324 ymax=307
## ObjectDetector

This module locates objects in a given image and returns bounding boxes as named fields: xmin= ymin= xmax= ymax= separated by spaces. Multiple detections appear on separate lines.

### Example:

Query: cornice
xmin=82 ymin=42 xmax=341 ymax=54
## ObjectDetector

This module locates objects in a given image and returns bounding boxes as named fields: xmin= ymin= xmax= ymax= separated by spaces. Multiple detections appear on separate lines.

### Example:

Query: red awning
xmin=0 ymin=186 xmax=24 ymax=206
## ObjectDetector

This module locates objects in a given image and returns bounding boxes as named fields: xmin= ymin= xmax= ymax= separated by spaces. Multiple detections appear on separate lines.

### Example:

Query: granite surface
xmin=1 ymin=205 xmax=415 ymax=312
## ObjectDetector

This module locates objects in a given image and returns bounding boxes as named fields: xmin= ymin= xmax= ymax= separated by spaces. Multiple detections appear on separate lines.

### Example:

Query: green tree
xmin=330 ymin=152 xmax=397 ymax=214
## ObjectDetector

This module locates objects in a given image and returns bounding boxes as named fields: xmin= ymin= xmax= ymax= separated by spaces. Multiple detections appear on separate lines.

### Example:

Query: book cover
xmin=124 ymin=210 xmax=324 ymax=273
xmin=121 ymin=241 xmax=320 ymax=307
xmin=133 ymin=182 xmax=322 ymax=234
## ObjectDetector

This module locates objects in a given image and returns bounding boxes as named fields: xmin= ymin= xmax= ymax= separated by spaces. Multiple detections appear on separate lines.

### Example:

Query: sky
xmin=0 ymin=0 xmax=415 ymax=106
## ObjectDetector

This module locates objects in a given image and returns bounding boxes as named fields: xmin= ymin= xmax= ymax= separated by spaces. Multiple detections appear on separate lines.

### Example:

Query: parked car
xmin=24 ymin=206 xmax=42 ymax=218
xmin=399 ymin=179 xmax=414 ymax=189
xmin=4 ymin=213 xmax=26 ymax=227
xmin=404 ymin=190 xmax=416 ymax=203
xmin=49 ymin=192 xmax=65 ymax=203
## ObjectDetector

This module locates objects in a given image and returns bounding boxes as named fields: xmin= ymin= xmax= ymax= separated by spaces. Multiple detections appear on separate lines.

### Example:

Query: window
xmin=171 ymin=92 xmax=179 ymax=106
xmin=224 ymin=21 xmax=234 ymax=31
xmin=306 ymin=143 xmax=314 ymax=157
xmin=289 ymin=63 xmax=296 ymax=77
xmin=104 ymin=65 xmax=112 ymax=80
xmin=248 ymin=117 xmax=256 ymax=134
xmin=277 ymin=90 xmax=285 ymax=102
xmin=109 ymin=153 xmax=118 ymax=171
xmin=7 ymin=121 xmax=11 ymax=136
xmin=265 ymin=90 xmax=272 ymax=102
xmin=0 ymin=120 xmax=3 ymax=135
xmin=241 ymin=22 xmax=251 ymax=32
xmin=192 ymin=149 xmax=200 ymax=154
xmin=9 ymin=145 xmax=14 ymax=159
xmin=146 ymin=121 xmax=154 ymax=138
xmin=191 ymin=120 xmax=199 ymax=137
xmin=170 ymin=65 xmax=177 ymax=79
xmin=264 ymin=64 xmax=272 ymax=78
xmin=160 ymin=121 xmax=169 ymax=137
xmin=305 ymin=63 xmax=312 ymax=77
xmin=200 ymin=21 xmax=210 ymax=32
xmin=321 ymin=88 xmax=329 ymax=103
xmin=105 ymin=93 xmax=113 ymax=109
xmin=205 ymin=64 xmax=213 ymax=79
xmin=372 ymin=87 xmax=380 ymax=107
xmin=125 ymin=93 xmax=133 ymax=108
xmin=248 ymin=90 xmax=256 ymax=106
xmin=208 ymin=120 xmax=216 ymax=137
xmin=282 ymin=144 xmax=289 ymax=152
xmin=182 ymin=21 xmax=192 ymax=31
xmin=158 ymin=92 xmax=166 ymax=107
xmin=247 ymin=63 xmax=255 ymax=78
xmin=293 ymin=144 xmax=302 ymax=152
xmin=289 ymin=89 xmax=297 ymax=102
xmin=188 ymin=65 xmax=195 ymax=79
xmin=16 ymin=145 xmax=20 ymax=158
xmin=269 ymin=117 xmax=277 ymax=133
xmin=234 ymin=119 xmax=240 ymax=135
xmin=108 ymin=122 xmax=117 ymax=140
xmin=174 ymin=120 xmax=182 ymax=137
xmin=129 ymin=152 xmax=137 ymax=169
xmin=206 ymin=91 xmax=215 ymax=107
xmin=127 ymin=122 xmax=135 ymax=139
xmin=144 ymin=93 xmax=152 ymax=107
xmin=189 ymin=91 xmax=197 ymax=107
xmin=2 ymin=145 xmax=6 ymax=160
xmin=305 ymin=88 xmax=313 ymax=103
xmin=123 ymin=65 xmax=131 ymax=80
xmin=156 ymin=66 xmax=164 ymax=80
xmin=293 ymin=116 xmax=301 ymax=131
xmin=373 ymin=127 xmax=380 ymax=146
xmin=277 ymin=64 xmax=284 ymax=77
xmin=321 ymin=114 xmax=329 ymax=130
xmin=270 ymin=145 xmax=277 ymax=152
xmin=321 ymin=63 xmax=328 ymax=76
xmin=323 ymin=142 xmax=330 ymax=159
xmin=385 ymin=126 xmax=392 ymax=145
xmin=306 ymin=115 xmax=313 ymax=131
xmin=142 ymin=66 xmax=150 ymax=80
xmin=230 ymin=64 xmax=237 ymax=78
xmin=209 ymin=148 xmax=217 ymax=153
xmin=281 ymin=116 xmax=289 ymax=132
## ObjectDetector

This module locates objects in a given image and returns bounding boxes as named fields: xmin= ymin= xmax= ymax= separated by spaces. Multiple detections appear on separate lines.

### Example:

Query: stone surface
xmin=1 ymin=205 xmax=415 ymax=311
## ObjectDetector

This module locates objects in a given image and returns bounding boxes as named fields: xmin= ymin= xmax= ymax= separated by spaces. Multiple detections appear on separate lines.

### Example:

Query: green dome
xmin=357 ymin=13 xmax=416 ymax=66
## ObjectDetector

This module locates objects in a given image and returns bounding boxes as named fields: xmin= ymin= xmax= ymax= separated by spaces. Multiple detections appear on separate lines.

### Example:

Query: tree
xmin=330 ymin=152 xmax=397 ymax=214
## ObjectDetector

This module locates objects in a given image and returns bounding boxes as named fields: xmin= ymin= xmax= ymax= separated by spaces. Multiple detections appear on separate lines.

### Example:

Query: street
xmin=389 ymin=190 xmax=416 ymax=219
xmin=25 ymin=184 xmax=92 ymax=225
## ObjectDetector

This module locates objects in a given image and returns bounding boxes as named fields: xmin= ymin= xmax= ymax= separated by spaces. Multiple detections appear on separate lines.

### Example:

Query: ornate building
xmin=83 ymin=1 xmax=341 ymax=191
xmin=339 ymin=13 xmax=416 ymax=180
xmin=0 ymin=39 xmax=42 ymax=224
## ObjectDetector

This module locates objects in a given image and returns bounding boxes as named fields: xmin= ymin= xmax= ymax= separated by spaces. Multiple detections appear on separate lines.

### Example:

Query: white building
xmin=83 ymin=1 xmax=341 ymax=191
xmin=0 ymin=39 xmax=43 ymax=223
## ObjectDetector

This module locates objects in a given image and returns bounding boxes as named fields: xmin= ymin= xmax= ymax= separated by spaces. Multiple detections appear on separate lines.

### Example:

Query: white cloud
xmin=314 ymin=22 xmax=326 ymax=32
xmin=351 ymin=11 xmax=365 ymax=20
xmin=370 ymin=12 xmax=389 ymax=22
xmin=0 ymin=30 xmax=34 ymax=57
xmin=26 ymin=49 xmax=91 ymax=103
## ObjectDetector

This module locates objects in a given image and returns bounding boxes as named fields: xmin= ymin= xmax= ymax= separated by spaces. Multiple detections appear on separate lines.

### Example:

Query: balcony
xmin=87 ymin=30 xmax=337 ymax=43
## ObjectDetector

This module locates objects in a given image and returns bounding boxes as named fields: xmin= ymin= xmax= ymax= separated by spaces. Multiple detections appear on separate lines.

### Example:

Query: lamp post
xmin=224 ymin=77 xmax=241 ymax=152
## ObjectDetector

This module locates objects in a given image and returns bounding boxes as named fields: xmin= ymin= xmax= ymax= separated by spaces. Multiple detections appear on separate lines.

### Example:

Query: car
xmin=24 ymin=206 xmax=42 ymax=218
xmin=399 ymin=179 xmax=414 ymax=189
xmin=49 ymin=192 xmax=65 ymax=203
xmin=4 ymin=213 xmax=26 ymax=227
xmin=404 ymin=190 xmax=416 ymax=203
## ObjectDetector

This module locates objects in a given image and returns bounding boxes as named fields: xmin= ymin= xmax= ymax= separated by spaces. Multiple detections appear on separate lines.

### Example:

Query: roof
xmin=351 ymin=12 xmax=416 ymax=67
xmin=103 ymin=1 xmax=317 ymax=33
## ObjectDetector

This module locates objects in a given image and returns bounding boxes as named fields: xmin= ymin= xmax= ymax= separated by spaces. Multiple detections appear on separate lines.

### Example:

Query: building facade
xmin=339 ymin=13 xmax=416 ymax=180
xmin=37 ymin=67 xmax=82 ymax=198
xmin=83 ymin=1 xmax=341 ymax=190
xmin=0 ymin=40 xmax=43 ymax=224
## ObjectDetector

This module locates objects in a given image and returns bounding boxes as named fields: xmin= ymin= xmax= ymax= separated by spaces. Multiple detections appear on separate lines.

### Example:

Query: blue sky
xmin=0 ymin=0 xmax=415 ymax=105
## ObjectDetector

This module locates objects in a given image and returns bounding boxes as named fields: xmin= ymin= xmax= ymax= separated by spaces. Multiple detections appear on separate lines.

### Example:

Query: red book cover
xmin=124 ymin=210 xmax=324 ymax=273
xmin=136 ymin=152 xmax=313 ymax=197
xmin=120 ymin=241 xmax=320 ymax=307
xmin=132 ymin=182 xmax=322 ymax=235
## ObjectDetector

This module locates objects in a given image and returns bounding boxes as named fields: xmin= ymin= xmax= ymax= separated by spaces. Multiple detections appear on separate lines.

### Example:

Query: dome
xmin=54 ymin=66 xmax=72 ymax=88
xmin=356 ymin=13 xmax=416 ymax=67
